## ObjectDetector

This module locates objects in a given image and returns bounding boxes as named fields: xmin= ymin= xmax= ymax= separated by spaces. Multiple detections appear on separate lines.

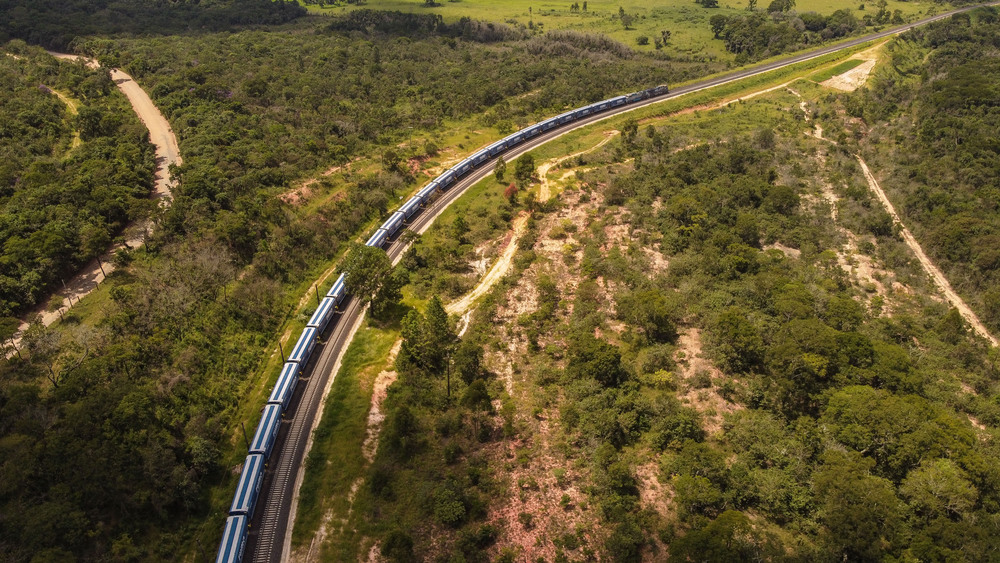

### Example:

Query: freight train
xmin=214 ymin=83 xmax=668 ymax=563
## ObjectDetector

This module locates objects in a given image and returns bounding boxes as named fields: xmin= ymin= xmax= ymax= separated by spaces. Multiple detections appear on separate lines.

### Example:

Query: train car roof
xmin=249 ymin=403 xmax=282 ymax=453
xmin=230 ymin=454 xmax=264 ymax=514
xmin=268 ymin=362 xmax=300 ymax=405
xmin=288 ymin=326 xmax=316 ymax=363
xmin=215 ymin=515 xmax=247 ymax=563
xmin=307 ymin=297 xmax=335 ymax=329
xmin=326 ymin=273 xmax=346 ymax=298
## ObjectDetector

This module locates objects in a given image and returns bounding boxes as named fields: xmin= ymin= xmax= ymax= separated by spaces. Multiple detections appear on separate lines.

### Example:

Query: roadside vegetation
xmin=0 ymin=43 xmax=155 ymax=319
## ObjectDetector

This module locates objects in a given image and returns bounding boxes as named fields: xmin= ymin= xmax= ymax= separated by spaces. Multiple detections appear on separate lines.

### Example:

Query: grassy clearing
xmin=304 ymin=0 xmax=942 ymax=57
xmin=291 ymin=324 xmax=399 ymax=551
xmin=523 ymin=39 xmax=876 ymax=166
xmin=809 ymin=58 xmax=866 ymax=81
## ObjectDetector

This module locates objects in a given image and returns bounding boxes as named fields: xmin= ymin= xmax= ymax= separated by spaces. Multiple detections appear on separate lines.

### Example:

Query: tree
xmin=814 ymin=450 xmax=905 ymax=560
xmin=698 ymin=0 xmax=720 ymax=7
xmin=621 ymin=12 xmax=634 ymax=29
xmin=746 ymin=0 xmax=757 ymax=10
xmin=494 ymin=155 xmax=506 ymax=182
xmin=453 ymin=338 xmax=483 ymax=384
xmin=900 ymin=459 xmax=978 ymax=521
xmin=382 ymin=148 xmax=400 ymax=172
xmin=514 ymin=153 xmax=536 ymax=184
xmin=621 ymin=118 xmax=638 ymax=144
xmin=671 ymin=511 xmax=780 ymax=561
xmin=452 ymin=216 xmax=469 ymax=244
xmin=342 ymin=244 xmax=403 ymax=319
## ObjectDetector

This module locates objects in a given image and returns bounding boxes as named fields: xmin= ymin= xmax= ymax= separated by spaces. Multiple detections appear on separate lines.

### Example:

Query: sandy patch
xmin=447 ymin=214 xmax=529 ymax=316
xmin=362 ymin=340 xmax=403 ymax=463
xmin=765 ymin=243 xmax=801 ymax=259
xmin=674 ymin=328 xmax=742 ymax=436
xmin=821 ymin=59 xmax=878 ymax=92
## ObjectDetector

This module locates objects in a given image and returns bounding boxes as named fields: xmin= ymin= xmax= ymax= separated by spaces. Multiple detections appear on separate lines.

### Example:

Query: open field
xmin=306 ymin=0 xmax=944 ymax=57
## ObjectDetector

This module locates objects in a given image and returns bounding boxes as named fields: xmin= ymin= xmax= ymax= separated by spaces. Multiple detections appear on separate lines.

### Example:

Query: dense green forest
xmin=0 ymin=44 xmax=154 ymax=318
xmin=0 ymin=13 xmax=718 ymax=562
xmin=0 ymin=0 xmax=305 ymax=50
xmin=845 ymin=8 xmax=1000 ymax=335
xmin=335 ymin=13 xmax=1000 ymax=561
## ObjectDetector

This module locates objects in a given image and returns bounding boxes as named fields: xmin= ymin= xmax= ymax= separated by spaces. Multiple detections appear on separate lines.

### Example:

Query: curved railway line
xmin=224 ymin=6 xmax=996 ymax=561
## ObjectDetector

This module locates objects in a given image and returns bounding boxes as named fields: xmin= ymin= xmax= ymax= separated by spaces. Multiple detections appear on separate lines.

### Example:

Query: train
xmin=214 ymin=83 xmax=667 ymax=563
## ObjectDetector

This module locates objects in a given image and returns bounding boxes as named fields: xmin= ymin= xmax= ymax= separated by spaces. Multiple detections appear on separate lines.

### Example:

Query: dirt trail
xmin=8 ymin=52 xmax=181 ymax=354
xmin=537 ymin=131 xmax=617 ymax=202
xmin=446 ymin=214 xmax=528 ymax=318
xmin=855 ymin=157 xmax=998 ymax=346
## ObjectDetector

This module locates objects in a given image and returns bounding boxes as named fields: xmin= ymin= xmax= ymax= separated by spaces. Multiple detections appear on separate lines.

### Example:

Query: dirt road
xmin=8 ymin=52 xmax=181 ymax=352
xmin=855 ymin=158 xmax=998 ymax=346
xmin=446 ymin=214 xmax=528 ymax=321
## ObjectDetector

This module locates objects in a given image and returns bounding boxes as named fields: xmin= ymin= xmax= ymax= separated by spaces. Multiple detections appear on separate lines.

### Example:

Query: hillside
xmin=296 ymin=10 xmax=1000 ymax=562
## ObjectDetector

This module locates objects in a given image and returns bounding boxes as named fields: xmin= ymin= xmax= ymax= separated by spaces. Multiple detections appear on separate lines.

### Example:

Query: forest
xmin=0 ymin=0 xmax=305 ymax=51
xmin=0 ymin=44 xmax=154 ymax=318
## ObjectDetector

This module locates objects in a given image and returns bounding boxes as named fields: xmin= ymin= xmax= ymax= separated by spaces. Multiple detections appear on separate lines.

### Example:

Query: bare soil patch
xmin=674 ymin=328 xmax=742 ymax=436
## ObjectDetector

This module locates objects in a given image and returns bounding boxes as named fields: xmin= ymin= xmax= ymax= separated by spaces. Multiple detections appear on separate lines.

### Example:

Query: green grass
xmin=809 ymin=57 xmax=865 ymax=81
xmin=304 ymin=0 xmax=943 ymax=57
xmin=292 ymin=323 xmax=399 ymax=552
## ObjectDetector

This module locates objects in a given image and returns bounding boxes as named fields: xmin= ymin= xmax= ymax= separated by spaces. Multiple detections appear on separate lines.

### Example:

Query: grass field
xmin=809 ymin=57 xmax=865 ymax=81
xmin=306 ymin=0 xmax=944 ymax=58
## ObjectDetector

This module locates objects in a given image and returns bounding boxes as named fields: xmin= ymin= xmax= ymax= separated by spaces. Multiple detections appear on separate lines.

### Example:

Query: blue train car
xmin=454 ymin=158 xmax=473 ymax=176
xmin=539 ymin=116 xmax=561 ymax=131
xmin=326 ymin=273 xmax=346 ymax=308
xmin=486 ymin=140 xmax=507 ymax=157
xmin=307 ymin=297 xmax=336 ymax=334
xmin=268 ymin=362 xmax=300 ymax=411
xmin=523 ymin=124 xmax=542 ymax=138
xmin=288 ymin=326 xmax=317 ymax=365
xmin=470 ymin=150 xmax=490 ymax=166
xmin=504 ymin=131 xmax=525 ymax=145
xmin=400 ymin=196 xmax=422 ymax=220
xmin=250 ymin=403 xmax=282 ymax=459
xmin=365 ymin=228 xmax=389 ymax=248
xmin=610 ymin=95 xmax=628 ymax=107
xmin=418 ymin=181 xmax=439 ymax=200
xmin=381 ymin=211 xmax=405 ymax=238
xmin=438 ymin=171 xmax=455 ymax=189
xmin=230 ymin=454 xmax=265 ymax=517
xmin=215 ymin=515 xmax=247 ymax=563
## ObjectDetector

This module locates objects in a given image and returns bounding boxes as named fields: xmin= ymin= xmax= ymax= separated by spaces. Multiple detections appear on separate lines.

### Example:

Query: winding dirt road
xmin=9 ymin=53 xmax=181 ymax=351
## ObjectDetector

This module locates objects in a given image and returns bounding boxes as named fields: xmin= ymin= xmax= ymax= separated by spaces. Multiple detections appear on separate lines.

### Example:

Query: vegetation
xmin=0 ymin=0 xmax=305 ymax=51
xmin=844 ymin=7 xmax=1000 ymax=335
xmin=0 ymin=43 xmax=155 ymax=317
xmin=328 ymin=33 xmax=1000 ymax=559
xmin=0 ymin=10 xmax=710 ymax=561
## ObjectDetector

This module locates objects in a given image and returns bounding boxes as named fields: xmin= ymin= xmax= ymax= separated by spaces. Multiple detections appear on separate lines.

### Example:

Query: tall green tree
xmin=343 ymin=244 xmax=404 ymax=319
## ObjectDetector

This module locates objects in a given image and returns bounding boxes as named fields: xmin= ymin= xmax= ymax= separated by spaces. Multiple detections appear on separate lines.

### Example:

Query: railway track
xmin=244 ymin=5 xmax=996 ymax=561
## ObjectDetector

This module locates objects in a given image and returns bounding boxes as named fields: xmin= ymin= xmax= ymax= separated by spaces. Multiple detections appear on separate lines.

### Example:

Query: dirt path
xmin=8 ymin=52 xmax=181 ymax=353
xmin=42 ymin=86 xmax=83 ymax=149
xmin=855 ymin=157 xmax=998 ymax=346
xmin=446 ymin=214 xmax=528 ymax=319
xmin=537 ymin=131 xmax=617 ymax=202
